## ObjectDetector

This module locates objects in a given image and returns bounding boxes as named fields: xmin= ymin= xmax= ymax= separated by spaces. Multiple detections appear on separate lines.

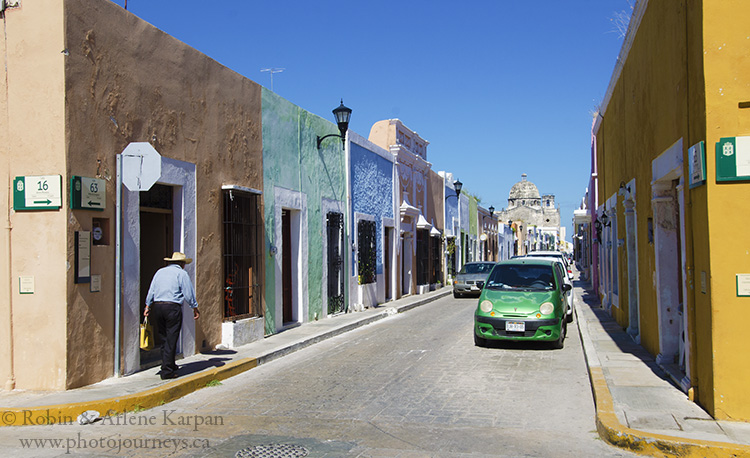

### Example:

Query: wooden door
xmin=282 ymin=210 xmax=293 ymax=323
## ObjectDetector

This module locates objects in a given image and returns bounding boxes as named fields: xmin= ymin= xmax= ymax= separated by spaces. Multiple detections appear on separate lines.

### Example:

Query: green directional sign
xmin=716 ymin=136 xmax=750 ymax=182
xmin=13 ymin=175 xmax=62 ymax=211
xmin=688 ymin=141 xmax=706 ymax=189
xmin=71 ymin=176 xmax=106 ymax=211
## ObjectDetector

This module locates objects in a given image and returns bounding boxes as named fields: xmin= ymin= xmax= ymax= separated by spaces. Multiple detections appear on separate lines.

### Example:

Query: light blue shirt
xmin=145 ymin=264 xmax=198 ymax=309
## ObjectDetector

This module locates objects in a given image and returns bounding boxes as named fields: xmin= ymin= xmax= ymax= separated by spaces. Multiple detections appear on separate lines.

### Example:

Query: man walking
xmin=144 ymin=252 xmax=200 ymax=380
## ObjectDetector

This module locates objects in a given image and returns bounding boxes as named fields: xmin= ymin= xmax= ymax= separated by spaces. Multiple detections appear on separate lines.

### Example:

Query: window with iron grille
xmin=431 ymin=235 xmax=442 ymax=283
xmin=222 ymin=189 xmax=263 ymax=320
xmin=327 ymin=212 xmax=346 ymax=314
xmin=446 ymin=237 xmax=456 ymax=278
xmin=416 ymin=229 xmax=429 ymax=285
xmin=357 ymin=220 xmax=376 ymax=285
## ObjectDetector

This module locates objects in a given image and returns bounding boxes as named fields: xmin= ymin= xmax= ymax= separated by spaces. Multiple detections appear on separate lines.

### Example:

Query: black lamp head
xmin=332 ymin=99 xmax=352 ymax=138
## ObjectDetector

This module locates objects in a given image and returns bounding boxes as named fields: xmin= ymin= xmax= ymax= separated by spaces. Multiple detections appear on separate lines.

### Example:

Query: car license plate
xmin=505 ymin=321 xmax=525 ymax=332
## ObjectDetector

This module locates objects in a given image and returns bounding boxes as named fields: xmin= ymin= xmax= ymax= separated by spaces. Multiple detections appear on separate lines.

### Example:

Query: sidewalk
xmin=0 ymin=288 xmax=451 ymax=427
xmin=574 ymin=278 xmax=750 ymax=457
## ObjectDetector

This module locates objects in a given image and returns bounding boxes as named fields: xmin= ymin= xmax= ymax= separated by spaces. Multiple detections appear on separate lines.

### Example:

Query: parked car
xmin=453 ymin=262 xmax=495 ymax=298
xmin=521 ymin=255 xmax=574 ymax=323
xmin=474 ymin=258 xmax=571 ymax=348
xmin=525 ymin=250 xmax=572 ymax=278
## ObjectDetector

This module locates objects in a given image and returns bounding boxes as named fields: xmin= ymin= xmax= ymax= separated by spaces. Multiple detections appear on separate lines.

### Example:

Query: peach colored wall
xmin=0 ymin=0 xmax=68 ymax=390
xmin=0 ymin=5 xmax=8 ymax=390
xmin=368 ymin=120 xmax=396 ymax=152
xmin=428 ymin=170 xmax=444 ymax=233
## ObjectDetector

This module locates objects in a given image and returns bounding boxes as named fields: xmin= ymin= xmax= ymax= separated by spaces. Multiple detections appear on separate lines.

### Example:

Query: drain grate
xmin=235 ymin=444 xmax=309 ymax=458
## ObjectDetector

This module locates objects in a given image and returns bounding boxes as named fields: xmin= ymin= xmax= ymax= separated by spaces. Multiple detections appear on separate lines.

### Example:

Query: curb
xmin=574 ymin=285 xmax=750 ymax=458
xmin=0 ymin=288 xmax=451 ymax=427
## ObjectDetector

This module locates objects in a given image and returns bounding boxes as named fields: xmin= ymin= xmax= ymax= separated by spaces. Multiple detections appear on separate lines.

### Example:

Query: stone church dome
xmin=508 ymin=173 xmax=540 ymax=201
xmin=498 ymin=173 xmax=560 ymax=230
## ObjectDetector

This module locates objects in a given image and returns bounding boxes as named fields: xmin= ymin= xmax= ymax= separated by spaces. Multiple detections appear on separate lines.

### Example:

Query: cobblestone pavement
xmin=1 ymin=294 xmax=638 ymax=457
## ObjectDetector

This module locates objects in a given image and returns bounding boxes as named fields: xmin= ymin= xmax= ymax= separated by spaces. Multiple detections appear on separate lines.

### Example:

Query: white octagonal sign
xmin=121 ymin=142 xmax=162 ymax=191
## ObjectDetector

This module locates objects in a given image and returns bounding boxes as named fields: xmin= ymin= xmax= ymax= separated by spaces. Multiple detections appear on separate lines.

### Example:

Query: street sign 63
xmin=71 ymin=176 xmax=106 ymax=211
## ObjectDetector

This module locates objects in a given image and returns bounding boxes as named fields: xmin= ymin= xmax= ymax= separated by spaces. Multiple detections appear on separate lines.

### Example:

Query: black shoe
xmin=160 ymin=373 xmax=178 ymax=380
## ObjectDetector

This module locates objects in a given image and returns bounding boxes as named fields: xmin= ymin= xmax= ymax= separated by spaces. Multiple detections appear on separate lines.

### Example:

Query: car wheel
xmin=453 ymin=291 xmax=461 ymax=298
xmin=553 ymin=319 xmax=567 ymax=349
xmin=474 ymin=332 xmax=487 ymax=347
xmin=566 ymin=308 xmax=574 ymax=323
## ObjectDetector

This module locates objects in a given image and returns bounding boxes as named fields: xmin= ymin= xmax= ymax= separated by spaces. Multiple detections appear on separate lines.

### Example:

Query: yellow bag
xmin=140 ymin=317 xmax=154 ymax=351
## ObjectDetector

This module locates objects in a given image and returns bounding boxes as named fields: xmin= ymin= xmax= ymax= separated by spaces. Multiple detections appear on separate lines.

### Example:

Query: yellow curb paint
xmin=0 ymin=357 xmax=258 ymax=427
xmin=589 ymin=366 xmax=750 ymax=457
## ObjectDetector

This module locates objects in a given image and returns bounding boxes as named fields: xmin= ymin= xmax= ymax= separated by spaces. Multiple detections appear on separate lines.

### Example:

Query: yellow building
xmin=594 ymin=0 xmax=750 ymax=420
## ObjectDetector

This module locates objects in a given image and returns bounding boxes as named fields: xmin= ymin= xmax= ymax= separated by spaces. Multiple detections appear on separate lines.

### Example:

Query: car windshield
xmin=485 ymin=264 xmax=556 ymax=291
xmin=459 ymin=263 xmax=494 ymax=274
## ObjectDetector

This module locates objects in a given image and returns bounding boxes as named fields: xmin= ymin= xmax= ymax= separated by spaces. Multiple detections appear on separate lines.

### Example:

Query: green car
xmin=474 ymin=258 xmax=572 ymax=348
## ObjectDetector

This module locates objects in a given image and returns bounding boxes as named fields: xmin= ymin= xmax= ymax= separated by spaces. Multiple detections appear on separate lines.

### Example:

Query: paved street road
xmin=2 ymin=294 xmax=637 ymax=457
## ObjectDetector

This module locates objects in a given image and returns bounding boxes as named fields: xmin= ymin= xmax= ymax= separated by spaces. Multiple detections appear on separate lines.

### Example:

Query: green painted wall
xmin=262 ymin=89 xmax=348 ymax=334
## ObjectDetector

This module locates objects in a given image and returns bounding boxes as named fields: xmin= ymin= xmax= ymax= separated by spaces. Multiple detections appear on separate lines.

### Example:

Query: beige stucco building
xmin=369 ymin=119 xmax=443 ymax=297
xmin=0 ymin=0 xmax=264 ymax=390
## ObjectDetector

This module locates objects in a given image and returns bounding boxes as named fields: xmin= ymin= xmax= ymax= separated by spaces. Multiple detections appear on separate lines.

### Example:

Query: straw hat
xmin=164 ymin=252 xmax=192 ymax=264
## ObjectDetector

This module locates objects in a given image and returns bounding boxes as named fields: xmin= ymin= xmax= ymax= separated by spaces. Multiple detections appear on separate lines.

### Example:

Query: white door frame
xmin=622 ymin=178 xmax=641 ymax=342
xmin=273 ymin=187 xmax=308 ymax=330
xmin=123 ymin=157 xmax=196 ymax=375
xmin=651 ymin=139 xmax=690 ymax=391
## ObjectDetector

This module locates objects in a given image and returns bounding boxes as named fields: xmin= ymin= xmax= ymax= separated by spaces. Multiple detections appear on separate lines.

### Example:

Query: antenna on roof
xmin=260 ymin=68 xmax=285 ymax=92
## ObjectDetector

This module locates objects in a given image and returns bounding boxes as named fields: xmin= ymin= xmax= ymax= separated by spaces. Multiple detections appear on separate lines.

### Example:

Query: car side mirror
xmin=562 ymin=283 xmax=572 ymax=292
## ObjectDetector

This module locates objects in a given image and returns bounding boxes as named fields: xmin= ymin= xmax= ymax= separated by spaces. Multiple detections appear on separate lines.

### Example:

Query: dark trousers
xmin=151 ymin=302 xmax=183 ymax=377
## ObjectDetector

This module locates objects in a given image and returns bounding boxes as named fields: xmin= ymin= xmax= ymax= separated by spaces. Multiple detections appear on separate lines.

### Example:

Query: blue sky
xmin=109 ymin=0 xmax=631 ymax=237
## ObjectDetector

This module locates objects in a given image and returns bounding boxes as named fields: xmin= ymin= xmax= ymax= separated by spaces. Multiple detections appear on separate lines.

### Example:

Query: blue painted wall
xmin=350 ymin=141 xmax=393 ymax=276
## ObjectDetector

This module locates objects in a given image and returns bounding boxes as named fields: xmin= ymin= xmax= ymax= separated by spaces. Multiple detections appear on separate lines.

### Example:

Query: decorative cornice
xmin=400 ymin=199 xmax=420 ymax=219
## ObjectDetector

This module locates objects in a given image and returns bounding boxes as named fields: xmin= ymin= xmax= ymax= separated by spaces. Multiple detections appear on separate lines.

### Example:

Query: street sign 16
xmin=13 ymin=175 xmax=62 ymax=211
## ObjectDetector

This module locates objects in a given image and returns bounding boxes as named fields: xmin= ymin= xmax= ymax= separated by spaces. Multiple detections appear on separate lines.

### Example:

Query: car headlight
xmin=539 ymin=302 xmax=554 ymax=315
xmin=480 ymin=300 xmax=494 ymax=313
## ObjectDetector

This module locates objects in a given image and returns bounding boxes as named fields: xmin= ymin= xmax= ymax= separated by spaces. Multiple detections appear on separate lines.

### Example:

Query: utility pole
xmin=260 ymin=68 xmax=285 ymax=92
